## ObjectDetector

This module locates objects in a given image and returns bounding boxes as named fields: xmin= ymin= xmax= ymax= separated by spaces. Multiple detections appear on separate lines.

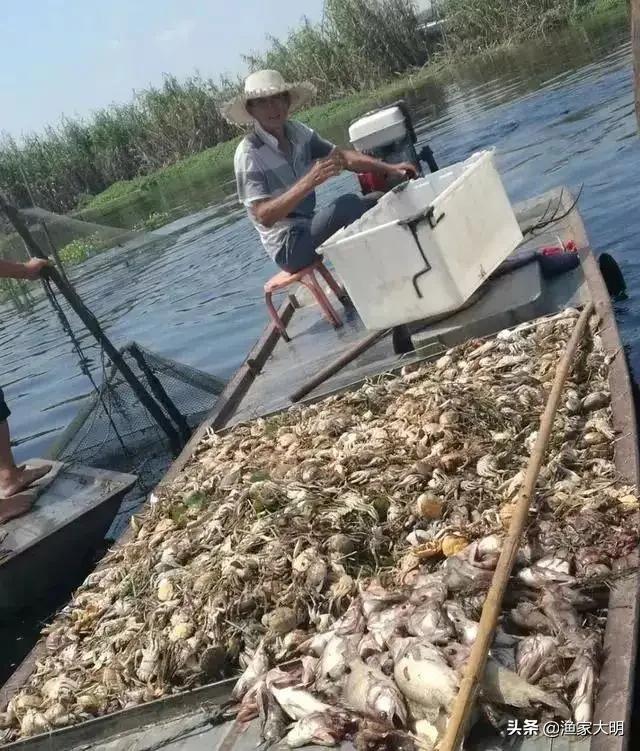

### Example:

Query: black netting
xmin=47 ymin=342 xmax=225 ymax=538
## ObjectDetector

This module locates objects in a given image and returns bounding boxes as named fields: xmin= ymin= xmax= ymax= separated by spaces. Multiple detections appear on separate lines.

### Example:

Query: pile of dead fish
xmin=1 ymin=309 xmax=638 ymax=746
xmin=231 ymin=542 xmax=612 ymax=750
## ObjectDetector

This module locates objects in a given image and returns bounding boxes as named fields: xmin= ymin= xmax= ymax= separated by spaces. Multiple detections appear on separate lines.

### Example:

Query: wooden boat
xmin=0 ymin=188 xmax=637 ymax=751
xmin=0 ymin=460 xmax=137 ymax=619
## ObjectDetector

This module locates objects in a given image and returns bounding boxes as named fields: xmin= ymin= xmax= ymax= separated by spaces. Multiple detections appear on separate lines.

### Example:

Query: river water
xmin=0 ymin=12 xmax=638 ymax=677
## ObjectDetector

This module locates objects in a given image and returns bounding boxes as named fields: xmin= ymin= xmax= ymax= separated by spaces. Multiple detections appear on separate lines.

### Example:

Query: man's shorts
xmin=0 ymin=388 xmax=11 ymax=423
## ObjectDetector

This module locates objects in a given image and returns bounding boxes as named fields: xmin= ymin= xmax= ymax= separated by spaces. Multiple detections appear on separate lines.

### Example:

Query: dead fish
xmin=516 ymin=635 xmax=559 ymax=683
xmin=408 ymin=578 xmax=448 ymax=606
xmin=445 ymin=602 xmax=518 ymax=648
xmin=286 ymin=711 xmax=353 ymax=748
xmin=575 ymin=547 xmax=612 ymax=579
xmin=407 ymin=601 xmax=455 ymax=645
xmin=518 ymin=554 xmax=575 ymax=588
xmin=509 ymin=602 xmax=553 ymax=634
xmin=490 ymin=646 xmax=517 ymax=672
xmin=442 ymin=556 xmax=494 ymax=592
xmin=276 ymin=629 xmax=309 ymax=661
xmin=232 ymin=641 xmax=269 ymax=700
xmin=258 ymin=686 xmax=288 ymax=747
xmin=365 ymin=652 xmax=394 ymax=676
xmin=265 ymin=665 xmax=304 ymax=690
xmin=390 ymin=637 xmax=458 ymax=723
xmin=301 ymin=656 xmax=318 ymax=686
xmin=446 ymin=645 xmax=569 ymax=718
xmin=568 ymin=656 xmax=596 ymax=724
xmin=237 ymin=677 xmax=265 ymax=722
xmin=355 ymin=721 xmax=418 ymax=751
xmin=367 ymin=603 xmax=414 ymax=648
xmin=270 ymin=686 xmax=333 ymax=721
xmin=566 ymin=634 xmax=599 ymax=723
xmin=335 ymin=598 xmax=366 ymax=636
xmin=359 ymin=633 xmax=383 ymax=660
xmin=413 ymin=718 xmax=442 ymax=751
xmin=462 ymin=534 xmax=503 ymax=570
xmin=343 ymin=658 xmax=407 ymax=726
xmin=540 ymin=586 xmax=581 ymax=633
xmin=479 ymin=704 xmax=515 ymax=740
xmin=479 ymin=660 xmax=571 ymax=718
xmin=360 ymin=580 xmax=406 ymax=618
xmin=458 ymin=593 xmax=487 ymax=620
xmin=405 ymin=570 xmax=446 ymax=594
xmin=317 ymin=634 xmax=360 ymax=682
xmin=299 ymin=629 xmax=336 ymax=657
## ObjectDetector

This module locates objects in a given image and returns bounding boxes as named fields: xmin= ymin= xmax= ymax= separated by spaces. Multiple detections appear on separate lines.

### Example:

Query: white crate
xmin=318 ymin=150 xmax=523 ymax=329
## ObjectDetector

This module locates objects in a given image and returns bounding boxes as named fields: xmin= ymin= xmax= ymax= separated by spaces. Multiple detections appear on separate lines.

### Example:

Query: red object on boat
xmin=540 ymin=240 xmax=578 ymax=257
xmin=357 ymin=171 xmax=388 ymax=195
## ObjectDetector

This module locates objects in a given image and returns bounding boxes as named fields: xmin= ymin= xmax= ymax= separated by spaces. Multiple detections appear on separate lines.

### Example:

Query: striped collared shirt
xmin=234 ymin=120 xmax=335 ymax=260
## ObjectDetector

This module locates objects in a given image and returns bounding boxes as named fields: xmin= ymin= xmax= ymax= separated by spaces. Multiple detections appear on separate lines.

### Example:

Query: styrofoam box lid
xmin=348 ymin=106 xmax=406 ymax=144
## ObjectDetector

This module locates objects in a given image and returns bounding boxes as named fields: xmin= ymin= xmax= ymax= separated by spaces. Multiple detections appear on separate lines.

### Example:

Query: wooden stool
xmin=264 ymin=260 xmax=345 ymax=342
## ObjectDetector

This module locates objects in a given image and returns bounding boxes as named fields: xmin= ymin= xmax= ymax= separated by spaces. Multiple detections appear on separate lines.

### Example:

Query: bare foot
xmin=0 ymin=464 xmax=52 ymax=500
xmin=0 ymin=493 xmax=35 ymax=525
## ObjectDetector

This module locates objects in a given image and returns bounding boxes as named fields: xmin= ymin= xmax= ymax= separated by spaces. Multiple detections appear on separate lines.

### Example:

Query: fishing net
xmin=0 ymin=202 xmax=226 ymax=537
xmin=0 ymin=206 xmax=144 ymax=262
xmin=46 ymin=342 xmax=226 ymax=537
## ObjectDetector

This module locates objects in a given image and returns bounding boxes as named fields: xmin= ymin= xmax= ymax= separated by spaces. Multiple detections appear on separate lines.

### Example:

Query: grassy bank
xmin=1 ymin=0 xmax=434 ymax=220
xmin=73 ymin=67 xmax=448 ymax=227
xmin=75 ymin=0 xmax=627 ymax=232
xmin=2 ymin=0 xmax=627 ymax=223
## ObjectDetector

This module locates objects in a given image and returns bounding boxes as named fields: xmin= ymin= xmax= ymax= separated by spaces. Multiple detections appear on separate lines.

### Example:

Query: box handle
xmin=398 ymin=207 xmax=445 ymax=298
xmin=398 ymin=205 xmax=446 ymax=230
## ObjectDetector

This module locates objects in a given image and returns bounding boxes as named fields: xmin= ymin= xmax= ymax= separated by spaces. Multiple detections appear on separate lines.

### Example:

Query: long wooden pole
xmin=437 ymin=301 xmax=595 ymax=751
xmin=0 ymin=192 xmax=184 ymax=456
xmin=289 ymin=328 xmax=392 ymax=402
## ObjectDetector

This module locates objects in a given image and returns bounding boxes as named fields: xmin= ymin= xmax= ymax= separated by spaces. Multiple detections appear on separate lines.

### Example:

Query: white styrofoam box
xmin=348 ymin=106 xmax=408 ymax=151
xmin=318 ymin=150 xmax=523 ymax=330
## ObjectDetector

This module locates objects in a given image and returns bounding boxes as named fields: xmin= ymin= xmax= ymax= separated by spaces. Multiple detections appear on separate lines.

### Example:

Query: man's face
xmin=247 ymin=92 xmax=290 ymax=130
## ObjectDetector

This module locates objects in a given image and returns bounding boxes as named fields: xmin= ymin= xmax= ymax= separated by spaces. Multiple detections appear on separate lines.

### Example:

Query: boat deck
xmin=0 ymin=461 xmax=137 ymax=617
xmin=227 ymin=189 xmax=588 ymax=428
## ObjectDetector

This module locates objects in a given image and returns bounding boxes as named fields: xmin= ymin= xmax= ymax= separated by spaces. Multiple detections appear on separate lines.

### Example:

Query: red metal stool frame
xmin=264 ymin=260 xmax=345 ymax=342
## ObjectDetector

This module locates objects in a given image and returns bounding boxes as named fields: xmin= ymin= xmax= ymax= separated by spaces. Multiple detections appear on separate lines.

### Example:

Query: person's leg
xmin=274 ymin=226 xmax=318 ymax=273
xmin=0 ymin=390 xmax=50 ymax=502
xmin=310 ymin=192 xmax=381 ymax=248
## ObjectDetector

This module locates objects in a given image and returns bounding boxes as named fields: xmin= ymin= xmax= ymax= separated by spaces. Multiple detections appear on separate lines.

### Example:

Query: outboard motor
xmin=348 ymin=100 xmax=439 ymax=195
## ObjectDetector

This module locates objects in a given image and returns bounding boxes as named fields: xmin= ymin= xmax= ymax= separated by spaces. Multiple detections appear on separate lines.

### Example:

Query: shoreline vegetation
xmin=0 ymin=0 xmax=629 ymax=271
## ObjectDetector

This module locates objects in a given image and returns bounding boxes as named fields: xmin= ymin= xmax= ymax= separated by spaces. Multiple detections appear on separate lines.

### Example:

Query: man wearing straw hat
xmin=223 ymin=70 xmax=417 ymax=272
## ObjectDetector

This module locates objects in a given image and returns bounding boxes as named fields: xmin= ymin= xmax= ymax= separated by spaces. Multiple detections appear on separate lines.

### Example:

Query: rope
xmin=522 ymin=185 xmax=585 ymax=237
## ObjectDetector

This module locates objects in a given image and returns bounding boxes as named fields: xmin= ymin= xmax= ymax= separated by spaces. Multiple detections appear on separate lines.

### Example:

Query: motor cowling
xmin=348 ymin=100 xmax=438 ymax=195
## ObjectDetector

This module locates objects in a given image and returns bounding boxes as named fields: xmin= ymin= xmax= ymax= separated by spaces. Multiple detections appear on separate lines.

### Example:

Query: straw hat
xmin=221 ymin=69 xmax=317 ymax=126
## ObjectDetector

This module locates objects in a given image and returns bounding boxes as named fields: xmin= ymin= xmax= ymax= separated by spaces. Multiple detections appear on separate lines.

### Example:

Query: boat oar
xmin=437 ymin=301 xmax=595 ymax=751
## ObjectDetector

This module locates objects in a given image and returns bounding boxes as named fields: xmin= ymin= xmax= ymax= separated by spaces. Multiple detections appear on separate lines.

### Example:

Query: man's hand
xmin=23 ymin=258 xmax=51 ymax=280
xmin=306 ymin=154 xmax=344 ymax=188
xmin=387 ymin=162 xmax=418 ymax=180
xmin=329 ymin=148 xmax=348 ymax=172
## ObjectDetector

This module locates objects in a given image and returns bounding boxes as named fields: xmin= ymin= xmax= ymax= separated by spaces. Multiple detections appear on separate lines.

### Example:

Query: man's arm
xmin=0 ymin=258 xmax=49 ymax=281
xmin=340 ymin=149 xmax=418 ymax=179
xmin=251 ymin=158 xmax=341 ymax=228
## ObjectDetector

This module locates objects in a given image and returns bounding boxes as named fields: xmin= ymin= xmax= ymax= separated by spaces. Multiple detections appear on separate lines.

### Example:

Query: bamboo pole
xmin=289 ymin=328 xmax=392 ymax=402
xmin=437 ymin=302 xmax=595 ymax=751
